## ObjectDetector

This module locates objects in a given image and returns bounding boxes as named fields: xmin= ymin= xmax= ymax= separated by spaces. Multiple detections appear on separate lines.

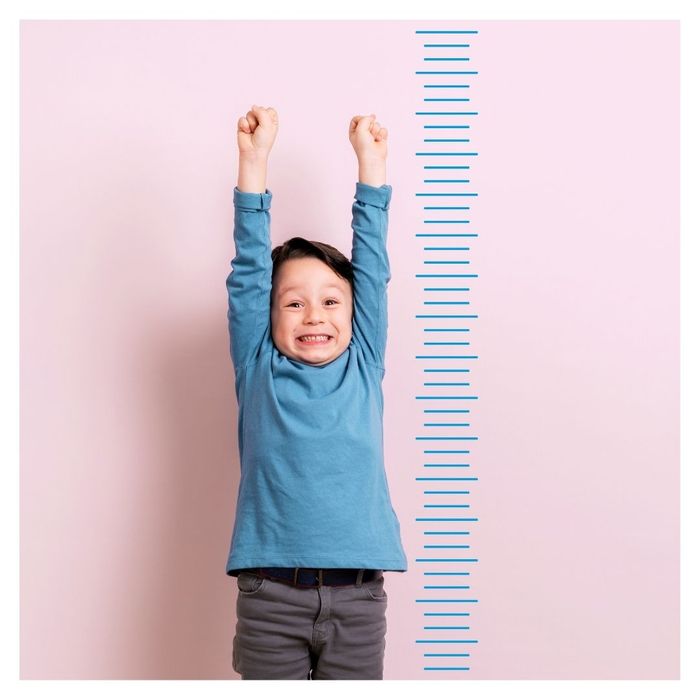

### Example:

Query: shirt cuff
xmin=233 ymin=186 xmax=273 ymax=211
xmin=354 ymin=182 xmax=392 ymax=210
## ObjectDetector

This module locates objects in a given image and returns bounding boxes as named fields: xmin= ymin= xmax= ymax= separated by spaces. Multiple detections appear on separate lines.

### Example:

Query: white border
xmin=3 ymin=2 xmax=696 ymax=699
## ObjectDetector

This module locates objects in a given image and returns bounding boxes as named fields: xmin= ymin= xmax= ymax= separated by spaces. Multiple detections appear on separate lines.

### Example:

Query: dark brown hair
xmin=271 ymin=237 xmax=353 ymax=295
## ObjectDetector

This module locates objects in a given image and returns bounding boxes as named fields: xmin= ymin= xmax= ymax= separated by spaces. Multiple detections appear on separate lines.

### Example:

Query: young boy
xmin=226 ymin=104 xmax=407 ymax=680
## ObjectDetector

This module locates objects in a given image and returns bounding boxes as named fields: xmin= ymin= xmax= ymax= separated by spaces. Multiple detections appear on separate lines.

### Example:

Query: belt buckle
xmin=293 ymin=567 xmax=324 ymax=587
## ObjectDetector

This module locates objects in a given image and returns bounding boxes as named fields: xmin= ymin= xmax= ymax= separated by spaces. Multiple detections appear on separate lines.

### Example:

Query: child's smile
xmin=296 ymin=334 xmax=333 ymax=345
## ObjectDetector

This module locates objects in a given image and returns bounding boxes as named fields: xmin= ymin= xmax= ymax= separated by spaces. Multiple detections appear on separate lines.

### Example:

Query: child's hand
xmin=348 ymin=113 xmax=388 ymax=163
xmin=237 ymin=104 xmax=279 ymax=159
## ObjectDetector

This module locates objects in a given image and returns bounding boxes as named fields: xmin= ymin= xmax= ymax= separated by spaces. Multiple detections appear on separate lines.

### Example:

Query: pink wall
xmin=20 ymin=20 xmax=679 ymax=679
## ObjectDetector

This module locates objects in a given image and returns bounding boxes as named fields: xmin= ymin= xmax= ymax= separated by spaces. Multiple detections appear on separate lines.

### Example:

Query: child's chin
xmin=295 ymin=343 xmax=344 ymax=364
xmin=279 ymin=337 xmax=350 ymax=364
xmin=297 ymin=347 xmax=334 ymax=361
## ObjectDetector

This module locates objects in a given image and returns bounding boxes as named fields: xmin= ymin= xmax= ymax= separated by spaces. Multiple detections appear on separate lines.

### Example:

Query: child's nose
xmin=304 ymin=305 xmax=325 ymax=322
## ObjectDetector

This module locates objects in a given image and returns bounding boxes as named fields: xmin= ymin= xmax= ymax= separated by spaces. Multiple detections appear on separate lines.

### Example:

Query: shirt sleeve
xmin=226 ymin=186 xmax=273 ymax=374
xmin=350 ymin=181 xmax=393 ymax=371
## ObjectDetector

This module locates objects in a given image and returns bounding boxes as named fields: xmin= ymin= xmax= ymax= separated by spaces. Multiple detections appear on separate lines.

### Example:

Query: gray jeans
xmin=232 ymin=570 xmax=388 ymax=680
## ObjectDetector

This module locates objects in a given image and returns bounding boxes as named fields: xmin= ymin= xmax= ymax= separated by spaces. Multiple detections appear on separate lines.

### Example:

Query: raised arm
xmin=226 ymin=105 xmax=278 ymax=377
xmin=348 ymin=114 xmax=392 ymax=371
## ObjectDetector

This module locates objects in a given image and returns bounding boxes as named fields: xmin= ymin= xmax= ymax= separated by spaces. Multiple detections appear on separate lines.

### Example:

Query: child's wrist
xmin=357 ymin=154 xmax=386 ymax=167
xmin=239 ymin=149 xmax=270 ymax=164
xmin=237 ymin=153 xmax=269 ymax=193
xmin=358 ymin=159 xmax=386 ymax=187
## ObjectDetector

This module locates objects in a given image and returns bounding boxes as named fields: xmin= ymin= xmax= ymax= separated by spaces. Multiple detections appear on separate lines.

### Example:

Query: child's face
xmin=271 ymin=257 xmax=353 ymax=366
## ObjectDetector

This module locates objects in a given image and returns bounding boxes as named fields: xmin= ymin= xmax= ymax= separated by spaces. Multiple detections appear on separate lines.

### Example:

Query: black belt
xmin=241 ymin=567 xmax=383 ymax=589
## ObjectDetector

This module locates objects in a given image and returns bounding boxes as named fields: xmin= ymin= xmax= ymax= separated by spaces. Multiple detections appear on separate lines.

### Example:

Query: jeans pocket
xmin=236 ymin=571 xmax=266 ymax=595
xmin=362 ymin=574 xmax=387 ymax=601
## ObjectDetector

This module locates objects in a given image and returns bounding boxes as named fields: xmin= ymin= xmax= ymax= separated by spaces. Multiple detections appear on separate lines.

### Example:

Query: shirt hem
xmin=227 ymin=554 xmax=408 ymax=576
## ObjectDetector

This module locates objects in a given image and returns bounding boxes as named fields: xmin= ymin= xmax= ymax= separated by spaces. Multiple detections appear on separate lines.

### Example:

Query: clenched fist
xmin=348 ymin=113 xmax=388 ymax=163
xmin=237 ymin=104 xmax=279 ymax=158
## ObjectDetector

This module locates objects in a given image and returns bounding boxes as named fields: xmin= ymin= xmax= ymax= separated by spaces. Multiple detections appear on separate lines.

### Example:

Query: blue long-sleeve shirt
xmin=225 ymin=181 xmax=408 ymax=575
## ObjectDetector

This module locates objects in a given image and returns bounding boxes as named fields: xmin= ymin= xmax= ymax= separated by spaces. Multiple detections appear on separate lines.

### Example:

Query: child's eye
xmin=286 ymin=300 xmax=339 ymax=308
